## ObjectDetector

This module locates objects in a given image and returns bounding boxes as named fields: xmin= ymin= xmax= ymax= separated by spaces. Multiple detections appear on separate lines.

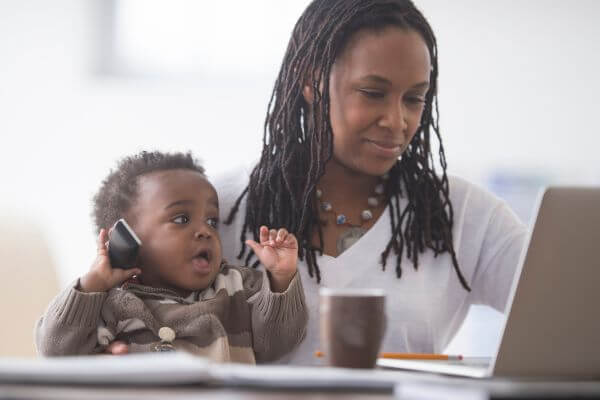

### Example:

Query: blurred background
xmin=1 ymin=0 xmax=598 ymax=357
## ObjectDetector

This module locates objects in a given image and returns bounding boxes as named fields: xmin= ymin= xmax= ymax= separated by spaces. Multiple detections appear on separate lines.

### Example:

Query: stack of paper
xmin=1 ymin=353 xmax=599 ymax=398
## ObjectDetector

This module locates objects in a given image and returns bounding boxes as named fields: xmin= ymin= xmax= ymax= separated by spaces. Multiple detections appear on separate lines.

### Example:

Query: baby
xmin=36 ymin=151 xmax=307 ymax=363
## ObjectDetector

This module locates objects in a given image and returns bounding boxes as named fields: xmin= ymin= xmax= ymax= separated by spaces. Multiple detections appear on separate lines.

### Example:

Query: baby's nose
xmin=194 ymin=226 xmax=211 ymax=239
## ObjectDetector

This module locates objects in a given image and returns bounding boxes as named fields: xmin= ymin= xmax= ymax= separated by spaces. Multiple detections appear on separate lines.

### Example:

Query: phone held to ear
xmin=108 ymin=218 xmax=141 ymax=269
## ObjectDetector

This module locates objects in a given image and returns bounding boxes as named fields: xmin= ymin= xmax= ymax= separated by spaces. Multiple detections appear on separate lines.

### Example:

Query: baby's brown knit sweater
xmin=35 ymin=264 xmax=307 ymax=364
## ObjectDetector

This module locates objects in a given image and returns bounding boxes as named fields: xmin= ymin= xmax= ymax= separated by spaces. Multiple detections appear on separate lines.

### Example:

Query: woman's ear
xmin=302 ymin=83 xmax=314 ymax=105
xmin=301 ymin=69 xmax=322 ymax=105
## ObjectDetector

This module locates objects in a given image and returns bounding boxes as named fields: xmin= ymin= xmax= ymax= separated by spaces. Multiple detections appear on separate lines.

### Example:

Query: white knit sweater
xmin=214 ymin=168 xmax=527 ymax=365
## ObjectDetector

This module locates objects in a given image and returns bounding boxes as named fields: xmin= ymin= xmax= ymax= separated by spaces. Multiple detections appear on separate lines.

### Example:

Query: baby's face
xmin=127 ymin=169 xmax=223 ymax=297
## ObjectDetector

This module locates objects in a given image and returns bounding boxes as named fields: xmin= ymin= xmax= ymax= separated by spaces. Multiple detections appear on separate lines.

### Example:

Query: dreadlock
xmin=226 ymin=0 xmax=471 ymax=291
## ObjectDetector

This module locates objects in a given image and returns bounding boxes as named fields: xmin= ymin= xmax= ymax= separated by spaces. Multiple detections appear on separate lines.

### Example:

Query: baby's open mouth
xmin=194 ymin=249 xmax=211 ymax=262
xmin=191 ymin=250 xmax=213 ymax=274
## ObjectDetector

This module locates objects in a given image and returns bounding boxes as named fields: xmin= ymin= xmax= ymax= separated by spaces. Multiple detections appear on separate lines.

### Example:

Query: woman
xmin=108 ymin=0 xmax=526 ymax=364
xmin=216 ymin=0 xmax=526 ymax=365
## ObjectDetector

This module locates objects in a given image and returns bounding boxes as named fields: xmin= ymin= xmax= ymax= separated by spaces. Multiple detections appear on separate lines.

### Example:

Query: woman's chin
xmin=357 ymin=160 xmax=398 ymax=177
xmin=330 ymin=157 xmax=396 ymax=178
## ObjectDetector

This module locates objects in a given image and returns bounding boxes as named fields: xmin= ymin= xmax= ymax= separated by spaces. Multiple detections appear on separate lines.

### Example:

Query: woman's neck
xmin=318 ymin=160 xmax=380 ymax=198
xmin=312 ymin=159 xmax=388 ymax=257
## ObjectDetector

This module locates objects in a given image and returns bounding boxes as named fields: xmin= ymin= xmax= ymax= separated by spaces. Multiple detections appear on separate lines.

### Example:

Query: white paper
xmin=0 ymin=353 xmax=214 ymax=385
xmin=0 ymin=353 xmax=448 ymax=389
xmin=377 ymin=357 xmax=492 ymax=378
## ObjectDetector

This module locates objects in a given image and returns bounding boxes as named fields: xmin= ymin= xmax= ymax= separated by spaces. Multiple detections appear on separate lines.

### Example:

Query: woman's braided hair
xmin=226 ymin=0 xmax=470 ymax=290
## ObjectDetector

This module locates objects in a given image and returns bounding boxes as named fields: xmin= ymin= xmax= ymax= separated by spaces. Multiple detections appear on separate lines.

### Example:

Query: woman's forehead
xmin=333 ymin=27 xmax=431 ymax=83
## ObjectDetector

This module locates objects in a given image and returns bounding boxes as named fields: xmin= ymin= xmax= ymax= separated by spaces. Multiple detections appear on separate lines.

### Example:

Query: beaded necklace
xmin=316 ymin=174 xmax=388 ymax=254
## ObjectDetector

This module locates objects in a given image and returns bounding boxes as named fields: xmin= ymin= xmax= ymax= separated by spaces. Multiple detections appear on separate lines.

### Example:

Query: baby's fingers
xmin=97 ymin=229 xmax=109 ymax=255
xmin=268 ymin=229 xmax=278 ymax=245
xmin=245 ymin=239 xmax=262 ymax=255
xmin=105 ymin=340 xmax=129 ymax=355
xmin=259 ymin=226 xmax=269 ymax=244
xmin=114 ymin=267 xmax=142 ymax=282
xmin=283 ymin=232 xmax=299 ymax=249
xmin=275 ymin=228 xmax=288 ymax=244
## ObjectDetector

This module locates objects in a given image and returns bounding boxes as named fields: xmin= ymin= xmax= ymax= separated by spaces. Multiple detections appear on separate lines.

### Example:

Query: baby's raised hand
xmin=79 ymin=229 xmax=141 ymax=293
xmin=245 ymin=226 xmax=298 ymax=292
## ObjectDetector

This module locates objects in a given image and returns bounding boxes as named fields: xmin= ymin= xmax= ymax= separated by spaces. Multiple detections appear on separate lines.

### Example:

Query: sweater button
xmin=158 ymin=326 xmax=176 ymax=342
xmin=154 ymin=327 xmax=176 ymax=352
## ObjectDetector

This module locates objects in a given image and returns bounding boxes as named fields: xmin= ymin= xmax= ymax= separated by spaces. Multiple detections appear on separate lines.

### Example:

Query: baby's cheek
xmin=214 ymin=237 xmax=223 ymax=263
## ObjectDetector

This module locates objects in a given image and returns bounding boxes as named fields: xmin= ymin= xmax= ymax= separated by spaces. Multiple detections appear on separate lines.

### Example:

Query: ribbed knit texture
xmin=35 ymin=265 xmax=307 ymax=363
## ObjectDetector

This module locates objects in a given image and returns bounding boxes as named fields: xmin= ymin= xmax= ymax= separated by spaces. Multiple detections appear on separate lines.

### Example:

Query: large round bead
xmin=361 ymin=210 xmax=373 ymax=221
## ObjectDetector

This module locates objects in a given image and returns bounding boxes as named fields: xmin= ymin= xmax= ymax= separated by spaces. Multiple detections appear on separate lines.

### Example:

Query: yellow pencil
xmin=314 ymin=350 xmax=463 ymax=361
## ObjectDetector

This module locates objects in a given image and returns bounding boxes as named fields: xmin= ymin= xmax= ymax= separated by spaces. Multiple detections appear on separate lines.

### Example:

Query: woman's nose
xmin=379 ymin=101 xmax=408 ymax=133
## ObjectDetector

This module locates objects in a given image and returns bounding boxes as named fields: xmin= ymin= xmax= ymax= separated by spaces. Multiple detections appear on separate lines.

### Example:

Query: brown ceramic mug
xmin=319 ymin=288 xmax=386 ymax=368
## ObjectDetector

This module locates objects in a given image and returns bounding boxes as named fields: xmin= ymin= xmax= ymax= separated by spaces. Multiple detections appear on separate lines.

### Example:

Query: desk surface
xmin=0 ymin=384 xmax=391 ymax=400
xmin=2 ymin=353 xmax=600 ymax=399
xmin=4 ymin=378 xmax=600 ymax=400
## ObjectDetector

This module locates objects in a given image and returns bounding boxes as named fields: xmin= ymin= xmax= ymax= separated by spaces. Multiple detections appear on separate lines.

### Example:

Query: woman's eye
xmin=406 ymin=96 xmax=426 ymax=105
xmin=359 ymin=89 xmax=384 ymax=99
xmin=172 ymin=215 xmax=190 ymax=224
xmin=206 ymin=217 xmax=219 ymax=229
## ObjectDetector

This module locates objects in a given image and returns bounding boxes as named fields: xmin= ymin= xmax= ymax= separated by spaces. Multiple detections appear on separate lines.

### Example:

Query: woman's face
xmin=327 ymin=27 xmax=431 ymax=177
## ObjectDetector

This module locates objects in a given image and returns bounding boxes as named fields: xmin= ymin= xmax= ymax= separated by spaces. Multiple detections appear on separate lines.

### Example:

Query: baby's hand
xmin=245 ymin=226 xmax=298 ymax=293
xmin=79 ymin=229 xmax=141 ymax=293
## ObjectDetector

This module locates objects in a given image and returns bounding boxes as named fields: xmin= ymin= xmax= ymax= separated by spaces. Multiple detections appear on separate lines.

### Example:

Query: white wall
xmin=1 ymin=0 xmax=599 ymax=356
xmin=422 ymin=0 xmax=600 ymax=182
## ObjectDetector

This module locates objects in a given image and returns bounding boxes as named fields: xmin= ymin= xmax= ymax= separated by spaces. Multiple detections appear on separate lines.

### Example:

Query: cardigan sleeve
xmin=35 ymin=280 xmax=110 ymax=356
xmin=241 ymin=268 xmax=308 ymax=363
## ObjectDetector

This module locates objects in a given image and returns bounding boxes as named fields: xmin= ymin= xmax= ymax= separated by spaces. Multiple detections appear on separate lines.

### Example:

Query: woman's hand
xmin=79 ymin=229 xmax=141 ymax=293
xmin=246 ymin=226 xmax=298 ymax=292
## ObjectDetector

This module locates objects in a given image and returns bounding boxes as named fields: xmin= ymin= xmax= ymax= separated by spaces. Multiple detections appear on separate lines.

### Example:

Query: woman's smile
xmin=364 ymin=138 xmax=403 ymax=158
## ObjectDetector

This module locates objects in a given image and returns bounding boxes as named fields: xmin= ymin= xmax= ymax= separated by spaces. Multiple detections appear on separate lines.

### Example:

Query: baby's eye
xmin=206 ymin=217 xmax=219 ymax=229
xmin=172 ymin=214 xmax=190 ymax=224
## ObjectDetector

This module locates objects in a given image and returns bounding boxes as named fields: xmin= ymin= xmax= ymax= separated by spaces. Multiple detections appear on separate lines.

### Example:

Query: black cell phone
xmin=108 ymin=218 xmax=142 ymax=269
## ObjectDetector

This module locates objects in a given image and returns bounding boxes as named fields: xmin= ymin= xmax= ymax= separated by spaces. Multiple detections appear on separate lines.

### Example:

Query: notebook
xmin=378 ymin=186 xmax=600 ymax=379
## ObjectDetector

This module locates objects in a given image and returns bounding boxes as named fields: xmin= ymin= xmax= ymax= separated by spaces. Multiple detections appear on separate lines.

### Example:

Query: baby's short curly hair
xmin=92 ymin=150 xmax=205 ymax=233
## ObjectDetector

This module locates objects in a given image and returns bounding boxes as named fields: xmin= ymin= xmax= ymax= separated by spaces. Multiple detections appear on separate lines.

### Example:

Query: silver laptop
xmin=378 ymin=187 xmax=600 ymax=379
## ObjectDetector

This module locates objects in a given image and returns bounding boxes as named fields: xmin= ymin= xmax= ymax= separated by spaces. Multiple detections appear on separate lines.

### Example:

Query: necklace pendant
xmin=336 ymin=226 xmax=367 ymax=255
